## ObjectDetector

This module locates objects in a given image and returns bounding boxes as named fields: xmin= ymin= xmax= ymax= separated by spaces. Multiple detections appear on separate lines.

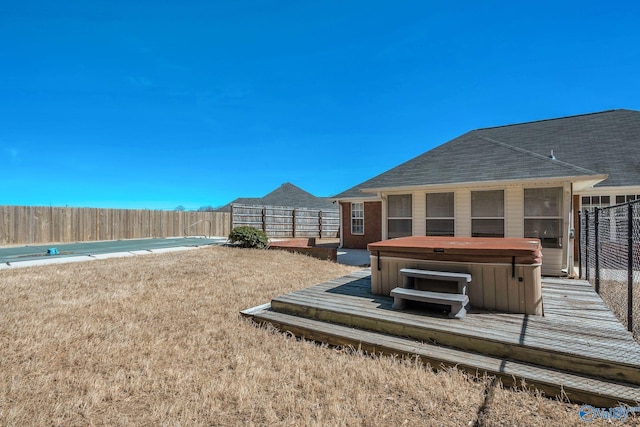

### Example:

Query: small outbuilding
xmin=217 ymin=182 xmax=336 ymax=212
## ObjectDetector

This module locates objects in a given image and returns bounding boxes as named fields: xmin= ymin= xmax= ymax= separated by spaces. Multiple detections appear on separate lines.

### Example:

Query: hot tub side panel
xmin=370 ymin=254 xmax=542 ymax=315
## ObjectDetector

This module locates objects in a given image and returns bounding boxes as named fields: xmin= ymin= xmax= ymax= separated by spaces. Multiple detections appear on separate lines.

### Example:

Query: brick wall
xmin=341 ymin=201 xmax=382 ymax=249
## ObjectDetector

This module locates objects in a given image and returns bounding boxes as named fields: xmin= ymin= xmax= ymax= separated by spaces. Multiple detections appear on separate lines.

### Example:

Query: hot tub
xmin=367 ymin=236 xmax=543 ymax=315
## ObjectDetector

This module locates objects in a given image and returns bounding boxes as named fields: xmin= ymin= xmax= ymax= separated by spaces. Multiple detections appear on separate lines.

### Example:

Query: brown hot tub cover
xmin=368 ymin=236 xmax=542 ymax=265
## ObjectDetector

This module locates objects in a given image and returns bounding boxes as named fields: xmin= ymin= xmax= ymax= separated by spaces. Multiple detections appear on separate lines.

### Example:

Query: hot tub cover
xmin=368 ymin=236 xmax=542 ymax=265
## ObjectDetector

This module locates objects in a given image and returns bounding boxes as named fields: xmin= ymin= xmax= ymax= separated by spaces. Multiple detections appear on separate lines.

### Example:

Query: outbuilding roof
xmin=334 ymin=109 xmax=640 ymax=199
xmin=218 ymin=182 xmax=336 ymax=211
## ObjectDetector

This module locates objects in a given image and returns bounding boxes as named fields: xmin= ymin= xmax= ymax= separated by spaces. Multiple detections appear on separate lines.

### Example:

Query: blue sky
xmin=2 ymin=1 xmax=640 ymax=210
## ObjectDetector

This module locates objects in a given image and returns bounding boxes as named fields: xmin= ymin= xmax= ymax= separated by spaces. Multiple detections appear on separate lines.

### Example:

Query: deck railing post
xmin=585 ymin=209 xmax=590 ymax=282
xmin=594 ymin=207 xmax=600 ymax=294
xmin=628 ymin=202 xmax=634 ymax=333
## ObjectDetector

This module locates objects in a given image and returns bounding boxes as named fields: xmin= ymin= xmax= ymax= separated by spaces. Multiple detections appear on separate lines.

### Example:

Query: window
xmin=616 ymin=194 xmax=640 ymax=204
xmin=604 ymin=194 xmax=640 ymax=234
xmin=471 ymin=190 xmax=504 ymax=237
xmin=581 ymin=195 xmax=610 ymax=211
xmin=426 ymin=192 xmax=454 ymax=236
xmin=388 ymin=194 xmax=412 ymax=238
xmin=351 ymin=202 xmax=364 ymax=235
xmin=524 ymin=187 xmax=563 ymax=248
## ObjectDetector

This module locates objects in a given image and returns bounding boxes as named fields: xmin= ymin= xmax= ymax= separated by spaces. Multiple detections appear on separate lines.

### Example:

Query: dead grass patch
xmin=479 ymin=381 xmax=639 ymax=426
xmin=0 ymin=247 xmax=628 ymax=425
xmin=599 ymin=280 xmax=640 ymax=343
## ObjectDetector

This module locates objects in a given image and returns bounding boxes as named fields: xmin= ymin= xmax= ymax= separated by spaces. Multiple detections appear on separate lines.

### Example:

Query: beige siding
xmin=381 ymin=197 xmax=388 ymax=239
xmin=378 ymin=180 xmax=572 ymax=276
xmin=540 ymin=248 xmax=563 ymax=276
xmin=413 ymin=192 xmax=426 ymax=236
xmin=563 ymin=184 xmax=573 ymax=272
xmin=455 ymin=189 xmax=471 ymax=237
xmin=505 ymin=186 xmax=523 ymax=237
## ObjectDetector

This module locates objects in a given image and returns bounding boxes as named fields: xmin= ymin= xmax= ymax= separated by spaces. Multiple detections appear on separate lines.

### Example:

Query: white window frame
xmin=387 ymin=194 xmax=413 ymax=239
xmin=616 ymin=194 xmax=640 ymax=204
xmin=581 ymin=195 xmax=610 ymax=211
xmin=425 ymin=192 xmax=455 ymax=236
xmin=350 ymin=202 xmax=364 ymax=235
xmin=471 ymin=190 xmax=505 ymax=238
xmin=524 ymin=187 xmax=563 ymax=249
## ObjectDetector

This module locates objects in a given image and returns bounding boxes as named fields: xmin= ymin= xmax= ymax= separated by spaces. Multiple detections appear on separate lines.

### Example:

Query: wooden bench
xmin=391 ymin=287 xmax=470 ymax=319
xmin=400 ymin=268 xmax=471 ymax=295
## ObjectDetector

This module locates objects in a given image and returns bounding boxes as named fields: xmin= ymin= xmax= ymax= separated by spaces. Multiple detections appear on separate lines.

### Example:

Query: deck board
xmin=272 ymin=291 xmax=639 ymax=364
xmin=245 ymin=307 xmax=640 ymax=406
xmin=243 ymin=269 xmax=640 ymax=405
xmin=275 ymin=283 xmax=638 ymax=350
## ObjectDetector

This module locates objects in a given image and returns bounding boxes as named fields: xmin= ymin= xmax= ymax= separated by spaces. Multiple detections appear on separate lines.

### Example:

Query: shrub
xmin=228 ymin=226 xmax=269 ymax=249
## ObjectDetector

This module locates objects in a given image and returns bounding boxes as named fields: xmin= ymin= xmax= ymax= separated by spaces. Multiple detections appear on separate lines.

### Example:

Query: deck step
xmin=400 ymin=268 xmax=472 ymax=282
xmin=241 ymin=304 xmax=640 ymax=407
xmin=270 ymin=291 xmax=640 ymax=386
xmin=391 ymin=287 xmax=469 ymax=318
xmin=400 ymin=268 xmax=471 ymax=294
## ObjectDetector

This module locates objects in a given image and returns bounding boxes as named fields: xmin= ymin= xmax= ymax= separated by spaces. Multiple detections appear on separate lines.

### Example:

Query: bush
xmin=228 ymin=226 xmax=269 ymax=249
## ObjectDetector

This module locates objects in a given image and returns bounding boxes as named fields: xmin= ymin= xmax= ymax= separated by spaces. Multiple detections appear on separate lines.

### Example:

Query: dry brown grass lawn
xmin=0 ymin=246 xmax=636 ymax=426
xmin=599 ymin=280 xmax=640 ymax=343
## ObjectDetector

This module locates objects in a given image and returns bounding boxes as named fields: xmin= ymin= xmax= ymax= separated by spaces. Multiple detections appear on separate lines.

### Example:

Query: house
xmin=217 ymin=182 xmax=336 ymax=212
xmin=333 ymin=109 xmax=640 ymax=276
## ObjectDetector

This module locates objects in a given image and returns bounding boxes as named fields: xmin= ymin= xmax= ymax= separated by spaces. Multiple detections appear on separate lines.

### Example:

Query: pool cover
xmin=0 ymin=237 xmax=227 ymax=265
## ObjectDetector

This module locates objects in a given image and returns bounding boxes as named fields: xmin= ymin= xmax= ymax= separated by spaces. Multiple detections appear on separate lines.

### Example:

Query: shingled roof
xmin=334 ymin=109 xmax=640 ymax=199
xmin=217 ymin=182 xmax=336 ymax=212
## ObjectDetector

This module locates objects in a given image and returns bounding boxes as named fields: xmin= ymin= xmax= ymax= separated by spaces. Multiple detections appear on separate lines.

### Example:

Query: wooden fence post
xmin=262 ymin=207 xmax=267 ymax=233
xmin=292 ymin=208 xmax=296 ymax=238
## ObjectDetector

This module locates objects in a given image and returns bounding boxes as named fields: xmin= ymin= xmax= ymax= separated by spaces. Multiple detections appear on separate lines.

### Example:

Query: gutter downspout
xmin=566 ymin=182 xmax=574 ymax=277
xmin=338 ymin=202 xmax=344 ymax=249
xmin=380 ymin=192 xmax=388 ymax=241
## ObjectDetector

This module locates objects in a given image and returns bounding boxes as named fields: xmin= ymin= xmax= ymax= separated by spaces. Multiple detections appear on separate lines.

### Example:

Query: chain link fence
xmin=579 ymin=200 xmax=640 ymax=341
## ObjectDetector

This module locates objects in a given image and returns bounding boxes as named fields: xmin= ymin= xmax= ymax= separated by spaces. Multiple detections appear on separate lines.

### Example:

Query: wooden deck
xmin=241 ymin=269 xmax=640 ymax=407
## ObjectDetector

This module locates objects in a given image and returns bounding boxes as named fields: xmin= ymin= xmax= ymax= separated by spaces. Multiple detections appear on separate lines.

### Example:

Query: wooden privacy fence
xmin=231 ymin=204 xmax=339 ymax=238
xmin=0 ymin=206 xmax=231 ymax=246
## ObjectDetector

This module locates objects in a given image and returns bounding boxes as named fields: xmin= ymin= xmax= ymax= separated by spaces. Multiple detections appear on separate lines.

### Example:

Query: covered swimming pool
xmin=0 ymin=237 xmax=227 ymax=268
